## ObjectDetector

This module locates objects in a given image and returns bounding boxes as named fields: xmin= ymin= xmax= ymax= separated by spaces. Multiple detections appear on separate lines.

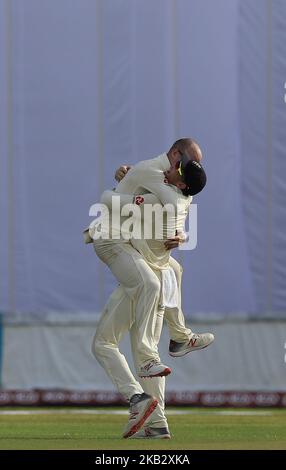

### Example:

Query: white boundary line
xmin=0 ymin=409 xmax=274 ymax=416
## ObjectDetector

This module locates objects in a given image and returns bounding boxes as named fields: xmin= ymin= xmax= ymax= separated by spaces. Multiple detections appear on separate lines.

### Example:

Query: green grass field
xmin=0 ymin=407 xmax=285 ymax=450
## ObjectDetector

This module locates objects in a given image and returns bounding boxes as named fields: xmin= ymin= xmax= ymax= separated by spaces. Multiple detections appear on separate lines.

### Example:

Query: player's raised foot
xmin=122 ymin=393 xmax=158 ymax=439
xmin=138 ymin=360 xmax=172 ymax=378
xmin=130 ymin=426 xmax=171 ymax=439
xmin=169 ymin=333 xmax=215 ymax=357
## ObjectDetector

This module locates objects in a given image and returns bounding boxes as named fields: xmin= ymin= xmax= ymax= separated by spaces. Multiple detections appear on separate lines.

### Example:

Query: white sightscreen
xmin=0 ymin=0 xmax=285 ymax=319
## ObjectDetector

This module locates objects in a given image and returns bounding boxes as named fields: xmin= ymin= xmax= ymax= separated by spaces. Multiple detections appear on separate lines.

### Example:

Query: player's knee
xmin=91 ymin=336 xmax=105 ymax=359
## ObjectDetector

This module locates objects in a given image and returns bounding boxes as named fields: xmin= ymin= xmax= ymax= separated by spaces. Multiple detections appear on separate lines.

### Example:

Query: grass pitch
xmin=0 ymin=407 xmax=285 ymax=450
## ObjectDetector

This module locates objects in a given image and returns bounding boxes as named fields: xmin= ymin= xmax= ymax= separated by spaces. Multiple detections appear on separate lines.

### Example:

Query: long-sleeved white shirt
xmin=96 ymin=153 xmax=192 ymax=269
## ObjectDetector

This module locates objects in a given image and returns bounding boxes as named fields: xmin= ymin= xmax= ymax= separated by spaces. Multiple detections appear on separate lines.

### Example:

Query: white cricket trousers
xmin=92 ymin=239 xmax=192 ymax=428
xmin=93 ymin=239 xmax=164 ymax=367
xmin=92 ymin=285 xmax=168 ymax=427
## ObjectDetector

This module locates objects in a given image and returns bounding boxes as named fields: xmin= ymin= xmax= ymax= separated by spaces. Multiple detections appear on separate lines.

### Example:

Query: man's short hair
xmin=170 ymin=138 xmax=192 ymax=153
xmin=170 ymin=138 xmax=200 ymax=160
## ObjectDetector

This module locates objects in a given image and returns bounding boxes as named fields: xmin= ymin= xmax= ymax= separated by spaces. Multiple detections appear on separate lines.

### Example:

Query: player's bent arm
xmin=117 ymin=164 xmax=186 ymax=208
xmin=115 ymin=164 xmax=191 ymax=233
xmin=137 ymin=169 xmax=191 ymax=232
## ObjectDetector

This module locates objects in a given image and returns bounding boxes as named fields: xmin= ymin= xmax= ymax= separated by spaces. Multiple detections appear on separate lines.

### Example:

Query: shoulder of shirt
xmin=132 ymin=153 xmax=168 ymax=171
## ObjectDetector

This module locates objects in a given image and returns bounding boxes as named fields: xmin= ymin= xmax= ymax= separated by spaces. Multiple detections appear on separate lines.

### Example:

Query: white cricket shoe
xmin=138 ymin=360 xmax=172 ymax=378
xmin=130 ymin=426 xmax=171 ymax=439
xmin=122 ymin=393 xmax=158 ymax=439
xmin=169 ymin=333 xmax=215 ymax=357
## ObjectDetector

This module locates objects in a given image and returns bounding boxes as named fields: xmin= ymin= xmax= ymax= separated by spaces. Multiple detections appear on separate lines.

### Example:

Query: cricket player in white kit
xmin=87 ymin=139 xmax=214 ymax=438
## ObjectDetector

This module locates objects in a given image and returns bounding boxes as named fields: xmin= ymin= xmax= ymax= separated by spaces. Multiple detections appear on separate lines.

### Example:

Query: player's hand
xmin=164 ymin=232 xmax=186 ymax=250
xmin=115 ymin=165 xmax=131 ymax=182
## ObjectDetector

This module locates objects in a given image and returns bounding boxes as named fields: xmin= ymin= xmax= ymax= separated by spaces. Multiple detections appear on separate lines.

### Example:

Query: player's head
xmin=167 ymin=138 xmax=203 ymax=165
xmin=164 ymin=156 xmax=207 ymax=196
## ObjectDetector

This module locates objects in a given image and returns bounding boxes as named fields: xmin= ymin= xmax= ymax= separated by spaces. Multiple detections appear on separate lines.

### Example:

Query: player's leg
xmin=92 ymin=285 xmax=159 ymax=438
xmin=130 ymin=304 xmax=170 ymax=437
xmin=165 ymin=256 xmax=214 ymax=357
xmin=92 ymin=285 xmax=143 ymax=400
xmin=93 ymin=239 xmax=170 ymax=372
xmin=163 ymin=256 xmax=193 ymax=341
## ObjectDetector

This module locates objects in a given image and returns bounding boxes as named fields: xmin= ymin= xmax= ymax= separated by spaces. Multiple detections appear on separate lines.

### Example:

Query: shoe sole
xmin=169 ymin=342 xmax=214 ymax=358
xmin=139 ymin=367 xmax=172 ymax=378
xmin=123 ymin=398 xmax=158 ymax=439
